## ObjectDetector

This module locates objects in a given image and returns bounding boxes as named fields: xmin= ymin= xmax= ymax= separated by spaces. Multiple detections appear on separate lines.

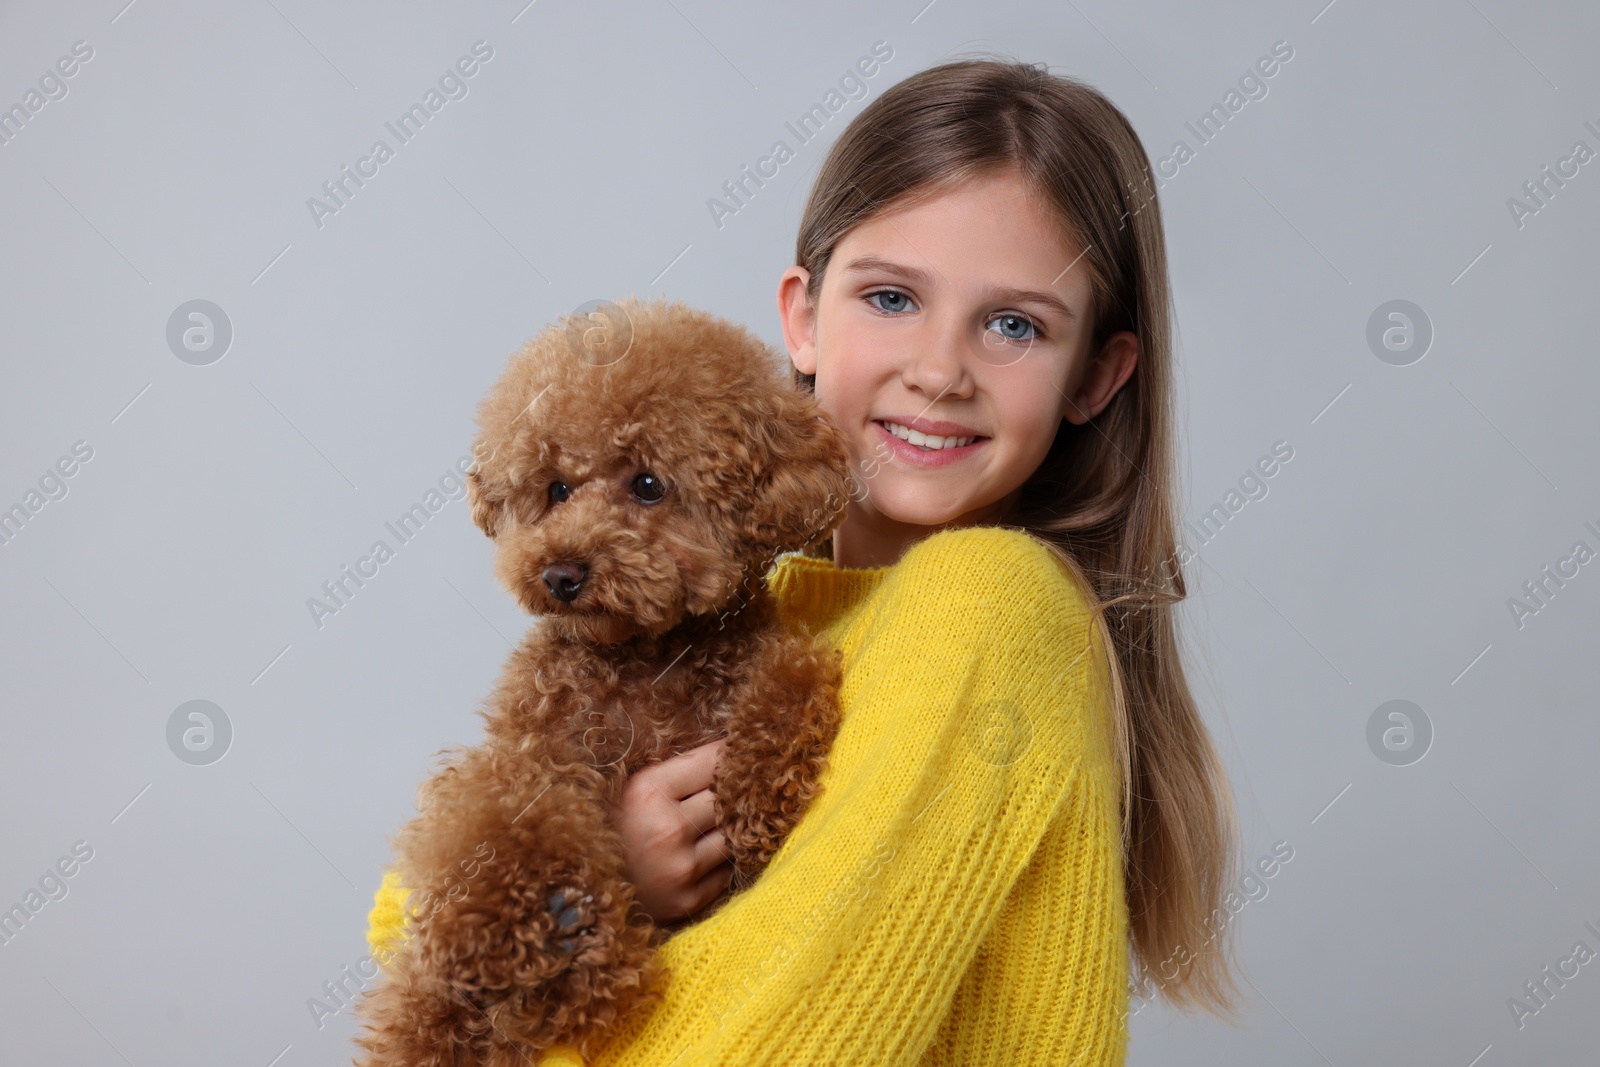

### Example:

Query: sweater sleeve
xmin=922 ymin=757 xmax=1130 ymax=1065
xmin=547 ymin=526 xmax=1114 ymax=1065
xmin=363 ymin=526 xmax=1116 ymax=1065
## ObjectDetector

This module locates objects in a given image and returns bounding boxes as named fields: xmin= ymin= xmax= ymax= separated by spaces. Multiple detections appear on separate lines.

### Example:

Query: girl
xmin=369 ymin=55 xmax=1242 ymax=1065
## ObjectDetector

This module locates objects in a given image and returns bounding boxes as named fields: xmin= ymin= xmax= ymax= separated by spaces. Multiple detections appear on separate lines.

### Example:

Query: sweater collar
xmin=766 ymin=549 xmax=896 ymax=623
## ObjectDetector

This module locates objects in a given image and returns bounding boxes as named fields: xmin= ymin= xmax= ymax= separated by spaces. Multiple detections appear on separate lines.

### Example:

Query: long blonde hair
xmin=789 ymin=55 xmax=1244 ymax=1019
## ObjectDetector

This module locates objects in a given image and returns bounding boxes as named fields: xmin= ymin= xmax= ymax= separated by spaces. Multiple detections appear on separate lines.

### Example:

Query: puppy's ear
xmin=741 ymin=401 xmax=854 ymax=558
xmin=466 ymin=467 xmax=502 ymax=539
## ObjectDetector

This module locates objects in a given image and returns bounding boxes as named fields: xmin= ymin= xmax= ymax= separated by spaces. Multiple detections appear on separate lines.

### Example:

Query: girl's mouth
xmin=872 ymin=420 xmax=989 ymax=468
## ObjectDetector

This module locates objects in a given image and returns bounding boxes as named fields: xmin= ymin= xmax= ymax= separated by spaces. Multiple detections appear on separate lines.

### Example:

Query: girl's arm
xmin=545 ymin=527 xmax=1118 ymax=1065
xmin=919 ymin=756 xmax=1130 ymax=1064
xmin=367 ymin=527 xmax=1120 ymax=1065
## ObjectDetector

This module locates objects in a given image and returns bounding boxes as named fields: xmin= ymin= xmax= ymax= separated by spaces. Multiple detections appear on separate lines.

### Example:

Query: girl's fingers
xmin=679 ymin=786 xmax=719 ymax=836
xmin=692 ymin=841 xmax=735 ymax=905
xmin=645 ymin=737 xmax=727 ymax=801
xmin=682 ymin=789 xmax=734 ymax=874
xmin=693 ymin=827 xmax=733 ymax=876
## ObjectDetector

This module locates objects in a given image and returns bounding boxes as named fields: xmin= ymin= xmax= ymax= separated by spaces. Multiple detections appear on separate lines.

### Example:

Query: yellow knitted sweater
xmin=366 ymin=525 xmax=1130 ymax=1064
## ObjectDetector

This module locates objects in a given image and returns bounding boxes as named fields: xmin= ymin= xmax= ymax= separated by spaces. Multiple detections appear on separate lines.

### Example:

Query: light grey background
xmin=1 ymin=1 xmax=1595 ymax=1064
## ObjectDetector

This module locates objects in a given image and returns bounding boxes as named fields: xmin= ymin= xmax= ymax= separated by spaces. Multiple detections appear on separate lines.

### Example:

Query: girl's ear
xmin=777 ymin=266 xmax=818 ymax=376
xmin=1065 ymin=330 xmax=1140 ymax=425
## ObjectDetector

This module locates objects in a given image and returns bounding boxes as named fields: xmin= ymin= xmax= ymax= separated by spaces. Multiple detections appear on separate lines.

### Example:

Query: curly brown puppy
xmin=354 ymin=296 xmax=853 ymax=1066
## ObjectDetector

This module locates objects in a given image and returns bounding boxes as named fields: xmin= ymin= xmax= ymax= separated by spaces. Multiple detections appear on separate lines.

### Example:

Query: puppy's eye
xmin=548 ymin=481 xmax=571 ymax=505
xmin=632 ymin=473 xmax=666 ymax=504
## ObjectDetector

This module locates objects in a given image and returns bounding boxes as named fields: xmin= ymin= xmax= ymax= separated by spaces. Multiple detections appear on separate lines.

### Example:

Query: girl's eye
xmin=868 ymin=288 xmax=1042 ymax=344
xmin=987 ymin=312 xmax=1041 ymax=343
xmin=867 ymin=289 xmax=916 ymax=315
xmin=548 ymin=481 xmax=570 ymax=505
xmin=632 ymin=472 xmax=666 ymax=504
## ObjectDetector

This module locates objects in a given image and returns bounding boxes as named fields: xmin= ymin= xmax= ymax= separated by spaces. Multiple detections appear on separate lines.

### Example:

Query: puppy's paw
xmin=546 ymin=886 xmax=597 ymax=955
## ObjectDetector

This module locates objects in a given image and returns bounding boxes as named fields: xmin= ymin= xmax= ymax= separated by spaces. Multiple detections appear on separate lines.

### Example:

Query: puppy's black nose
xmin=542 ymin=561 xmax=588 ymax=603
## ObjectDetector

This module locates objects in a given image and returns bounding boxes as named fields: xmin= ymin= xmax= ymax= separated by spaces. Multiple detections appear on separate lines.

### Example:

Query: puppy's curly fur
xmin=354 ymin=297 xmax=854 ymax=1065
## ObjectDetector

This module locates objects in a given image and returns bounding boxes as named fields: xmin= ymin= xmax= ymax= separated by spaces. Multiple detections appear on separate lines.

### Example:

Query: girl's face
xmin=778 ymin=166 xmax=1139 ymax=568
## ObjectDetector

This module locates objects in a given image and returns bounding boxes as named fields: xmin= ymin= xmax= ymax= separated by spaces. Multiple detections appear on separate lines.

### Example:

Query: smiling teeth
xmin=882 ymin=421 xmax=977 ymax=449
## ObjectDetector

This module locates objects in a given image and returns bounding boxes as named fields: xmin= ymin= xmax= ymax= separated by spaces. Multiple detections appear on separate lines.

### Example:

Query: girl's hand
xmin=608 ymin=737 xmax=734 ymax=925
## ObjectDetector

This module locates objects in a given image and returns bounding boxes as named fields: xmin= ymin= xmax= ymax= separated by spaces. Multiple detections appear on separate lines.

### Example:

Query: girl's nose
xmin=901 ymin=317 xmax=976 ymax=399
